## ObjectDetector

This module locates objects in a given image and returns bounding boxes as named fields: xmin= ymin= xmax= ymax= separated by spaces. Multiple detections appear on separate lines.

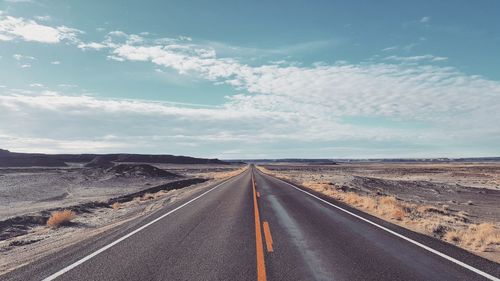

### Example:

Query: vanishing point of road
xmin=2 ymin=165 xmax=499 ymax=281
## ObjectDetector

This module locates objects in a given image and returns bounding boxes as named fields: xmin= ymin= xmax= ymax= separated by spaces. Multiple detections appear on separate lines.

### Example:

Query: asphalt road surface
xmin=2 ymin=166 xmax=499 ymax=281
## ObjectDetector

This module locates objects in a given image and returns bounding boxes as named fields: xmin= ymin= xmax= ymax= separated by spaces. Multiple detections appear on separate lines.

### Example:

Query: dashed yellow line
xmin=252 ymin=173 xmax=267 ymax=281
xmin=263 ymin=221 xmax=274 ymax=252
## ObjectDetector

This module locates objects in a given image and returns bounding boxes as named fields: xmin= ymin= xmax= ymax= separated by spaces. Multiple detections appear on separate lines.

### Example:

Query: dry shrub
xmin=392 ymin=209 xmax=406 ymax=221
xmin=457 ymin=210 xmax=469 ymax=218
xmin=421 ymin=221 xmax=440 ymax=235
xmin=141 ymin=193 xmax=155 ymax=201
xmin=455 ymin=223 xmax=500 ymax=250
xmin=376 ymin=196 xmax=407 ymax=220
xmin=359 ymin=196 xmax=378 ymax=210
xmin=344 ymin=192 xmax=362 ymax=205
xmin=416 ymin=205 xmax=434 ymax=215
xmin=47 ymin=210 xmax=76 ymax=228
xmin=153 ymin=191 xmax=167 ymax=199
xmin=111 ymin=202 xmax=122 ymax=210
xmin=379 ymin=196 xmax=397 ymax=206
xmin=343 ymin=193 xmax=376 ymax=210
xmin=302 ymin=181 xmax=326 ymax=191
xmin=418 ymin=221 xmax=448 ymax=238
xmin=444 ymin=229 xmax=461 ymax=243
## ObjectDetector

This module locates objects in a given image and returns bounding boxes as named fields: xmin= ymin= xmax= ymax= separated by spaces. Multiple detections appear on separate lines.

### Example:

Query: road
xmin=1 ymin=166 xmax=499 ymax=281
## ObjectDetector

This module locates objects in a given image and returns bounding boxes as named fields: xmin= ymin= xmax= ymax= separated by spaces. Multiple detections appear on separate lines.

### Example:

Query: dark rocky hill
xmin=0 ymin=149 xmax=228 ymax=167
xmin=107 ymin=164 xmax=180 ymax=178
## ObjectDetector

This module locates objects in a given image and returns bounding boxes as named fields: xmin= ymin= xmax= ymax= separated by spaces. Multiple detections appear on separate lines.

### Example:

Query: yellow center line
xmin=252 ymin=173 xmax=267 ymax=281
xmin=263 ymin=221 xmax=274 ymax=252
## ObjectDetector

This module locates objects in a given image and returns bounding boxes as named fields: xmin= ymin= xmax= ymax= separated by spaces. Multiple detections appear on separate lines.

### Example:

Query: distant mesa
xmin=109 ymin=154 xmax=227 ymax=165
xmin=0 ymin=148 xmax=229 ymax=167
xmin=84 ymin=156 xmax=115 ymax=169
xmin=83 ymin=154 xmax=227 ymax=167
xmin=0 ymin=149 xmax=68 ymax=167
xmin=241 ymin=159 xmax=338 ymax=165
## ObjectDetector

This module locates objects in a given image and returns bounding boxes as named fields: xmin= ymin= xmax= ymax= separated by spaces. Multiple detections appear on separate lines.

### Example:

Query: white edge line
xmin=42 ymin=173 xmax=243 ymax=281
xmin=259 ymin=170 xmax=500 ymax=281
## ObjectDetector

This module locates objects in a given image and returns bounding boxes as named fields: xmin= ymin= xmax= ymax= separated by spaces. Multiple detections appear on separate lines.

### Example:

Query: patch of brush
xmin=0 ymin=201 xmax=109 ymax=241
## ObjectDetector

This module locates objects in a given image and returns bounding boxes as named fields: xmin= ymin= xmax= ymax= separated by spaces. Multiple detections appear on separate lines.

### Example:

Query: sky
xmin=0 ymin=0 xmax=499 ymax=159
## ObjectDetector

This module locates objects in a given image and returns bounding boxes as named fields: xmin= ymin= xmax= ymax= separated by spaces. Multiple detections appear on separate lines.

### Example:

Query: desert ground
xmin=0 ymin=161 xmax=244 ymax=275
xmin=258 ymin=162 xmax=500 ymax=263
xmin=0 ymin=163 xmax=237 ymax=219
xmin=1 ymin=158 xmax=499 ymax=275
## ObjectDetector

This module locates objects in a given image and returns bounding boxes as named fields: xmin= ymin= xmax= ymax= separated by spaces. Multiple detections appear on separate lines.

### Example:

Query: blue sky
xmin=1 ymin=0 xmax=499 ymax=158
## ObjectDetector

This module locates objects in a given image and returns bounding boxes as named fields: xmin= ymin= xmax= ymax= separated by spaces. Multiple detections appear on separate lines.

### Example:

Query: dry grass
xmin=256 ymin=166 xmax=274 ymax=175
xmin=257 ymin=165 xmax=500 ymax=257
xmin=445 ymin=223 xmax=500 ymax=251
xmin=377 ymin=196 xmax=407 ymax=220
xmin=141 ymin=193 xmax=155 ymax=201
xmin=111 ymin=202 xmax=122 ymax=210
xmin=137 ymin=191 xmax=168 ymax=202
xmin=333 ymin=187 xmax=500 ymax=251
xmin=209 ymin=166 xmax=247 ymax=180
xmin=46 ymin=210 xmax=76 ymax=228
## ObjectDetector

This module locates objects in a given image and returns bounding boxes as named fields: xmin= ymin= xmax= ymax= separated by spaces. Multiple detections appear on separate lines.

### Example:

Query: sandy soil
xmin=0 ymin=164 xmax=245 ymax=275
xmin=259 ymin=162 xmax=500 ymax=263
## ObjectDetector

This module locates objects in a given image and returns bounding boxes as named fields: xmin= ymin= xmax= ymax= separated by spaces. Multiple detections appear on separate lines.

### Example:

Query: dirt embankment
xmin=258 ymin=163 xmax=500 ymax=263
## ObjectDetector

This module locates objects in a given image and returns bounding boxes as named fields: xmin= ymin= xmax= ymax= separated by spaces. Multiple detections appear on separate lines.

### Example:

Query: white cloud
xmin=57 ymin=84 xmax=77 ymax=88
xmin=20 ymin=64 xmax=31 ymax=68
xmin=384 ymin=55 xmax=448 ymax=62
xmin=382 ymin=46 xmax=398 ymax=52
xmin=420 ymin=16 xmax=431 ymax=23
xmin=0 ymin=91 xmax=402 ymax=156
xmin=0 ymin=15 xmax=82 ymax=43
xmin=77 ymin=42 xmax=107 ymax=50
xmin=126 ymin=34 xmax=144 ymax=44
xmin=108 ymin=43 xmax=476 ymax=119
xmin=98 ymin=37 xmax=500 ymax=143
xmin=107 ymin=30 xmax=127 ymax=37
xmin=34 ymin=15 xmax=51 ymax=22
xmin=51 ymin=60 xmax=61 ymax=65
xmin=13 ymin=53 xmax=35 ymax=60
xmin=0 ymin=134 xmax=132 ymax=154
xmin=402 ymin=43 xmax=418 ymax=52
xmin=178 ymin=36 xmax=192 ymax=41
xmin=1 ymin=60 xmax=499 ymax=155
